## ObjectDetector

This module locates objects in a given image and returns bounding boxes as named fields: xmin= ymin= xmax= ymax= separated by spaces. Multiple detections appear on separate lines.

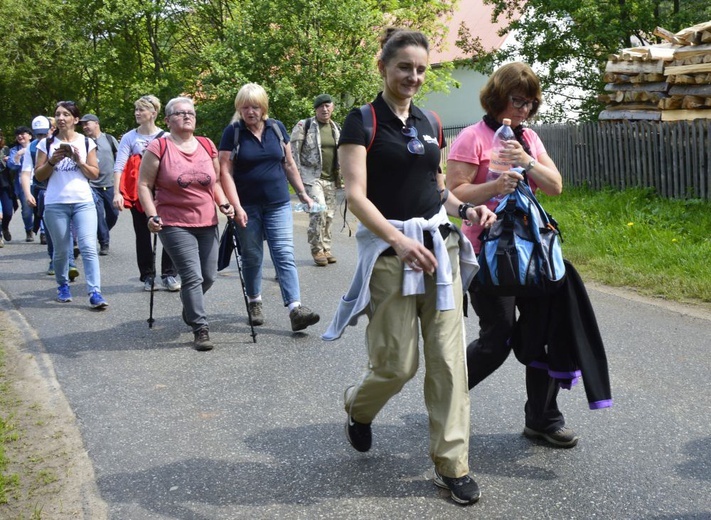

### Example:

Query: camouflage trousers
xmin=305 ymin=178 xmax=337 ymax=255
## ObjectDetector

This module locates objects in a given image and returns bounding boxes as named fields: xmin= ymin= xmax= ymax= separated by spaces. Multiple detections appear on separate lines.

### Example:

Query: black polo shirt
xmin=339 ymin=92 xmax=445 ymax=221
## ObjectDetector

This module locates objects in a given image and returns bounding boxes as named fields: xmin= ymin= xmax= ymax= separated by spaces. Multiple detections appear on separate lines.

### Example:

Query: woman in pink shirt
xmin=138 ymin=97 xmax=236 ymax=351
xmin=446 ymin=63 xmax=577 ymax=448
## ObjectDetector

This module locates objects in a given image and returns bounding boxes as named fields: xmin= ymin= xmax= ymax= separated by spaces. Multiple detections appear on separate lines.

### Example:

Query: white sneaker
xmin=162 ymin=276 xmax=181 ymax=292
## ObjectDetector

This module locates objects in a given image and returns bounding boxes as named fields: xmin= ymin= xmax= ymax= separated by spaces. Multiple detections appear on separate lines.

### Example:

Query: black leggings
xmin=130 ymin=207 xmax=176 ymax=281
xmin=467 ymin=287 xmax=565 ymax=433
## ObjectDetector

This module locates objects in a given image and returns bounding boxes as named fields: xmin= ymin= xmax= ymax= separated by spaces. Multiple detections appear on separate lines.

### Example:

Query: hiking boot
xmin=434 ymin=468 xmax=481 ymax=505
xmin=248 ymin=301 xmax=264 ymax=326
xmin=289 ymin=305 xmax=320 ymax=331
xmin=25 ymin=230 xmax=34 ymax=242
xmin=40 ymin=232 xmax=47 ymax=245
xmin=324 ymin=251 xmax=337 ymax=263
xmin=2 ymin=226 xmax=11 ymax=241
xmin=193 ymin=327 xmax=214 ymax=351
xmin=47 ymin=261 xmax=54 ymax=275
xmin=523 ymin=425 xmax=580 ymax=448
xmin=162 ymin=275 xmax=181 ymax=292
xmin=89 ymin=290 xmax=108 ymax=309
xmin=144 ymin=276 xmax=155 ymax=292
xmin=68 ymin=265 xmax=79 ymax=282
xmin=99 ymin=243 xmax=109 ymax=256
xmin=56 ymin=283 xmax=72 ymax=303
xmin=312 ymin=251 xmax=328 ymax=267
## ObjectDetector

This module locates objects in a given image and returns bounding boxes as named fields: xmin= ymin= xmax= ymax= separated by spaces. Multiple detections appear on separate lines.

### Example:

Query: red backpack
xmin=119 ymin=134 xmax=212 ymax=212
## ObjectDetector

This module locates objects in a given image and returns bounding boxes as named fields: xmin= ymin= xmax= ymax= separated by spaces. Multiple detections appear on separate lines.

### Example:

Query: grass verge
xmin=538 ymin=187 xmax=711 ymax=304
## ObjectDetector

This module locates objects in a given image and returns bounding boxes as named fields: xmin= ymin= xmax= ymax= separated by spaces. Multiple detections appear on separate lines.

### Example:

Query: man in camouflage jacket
xmin=290 ymin=94 xmax=342 ymax=266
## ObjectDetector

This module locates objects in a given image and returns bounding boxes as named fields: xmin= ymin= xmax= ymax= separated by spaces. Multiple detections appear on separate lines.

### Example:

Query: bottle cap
xmin=502 ymin=118 xmax=511 ymax=126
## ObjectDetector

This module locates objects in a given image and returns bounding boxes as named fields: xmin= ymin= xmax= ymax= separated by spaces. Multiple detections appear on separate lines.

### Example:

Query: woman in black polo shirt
xmin=331 ymin=28 xmax=495 ymax=505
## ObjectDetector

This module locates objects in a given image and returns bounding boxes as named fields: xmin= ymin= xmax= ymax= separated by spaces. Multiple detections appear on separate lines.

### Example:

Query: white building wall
xmin=422 ymin=67 xmax=488 ymax=128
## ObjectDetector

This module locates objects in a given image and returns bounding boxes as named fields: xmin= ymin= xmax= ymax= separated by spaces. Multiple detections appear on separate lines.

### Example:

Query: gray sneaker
xmin=248 ymin=301 xmax=264 ymax=326
xmin=523 ymin=425 xmax=580 ymax=448
xmin=289 ymin=305 xmax=320 ymax=332
xmin=162 ymin=276 xmax=181 ymax=292
xmin=144 ymin=277 xmax=154 ymax=292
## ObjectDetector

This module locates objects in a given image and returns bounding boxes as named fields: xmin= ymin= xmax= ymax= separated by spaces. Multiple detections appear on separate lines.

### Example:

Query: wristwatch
xmin=525 ymin=159 xmax=537 ymax=172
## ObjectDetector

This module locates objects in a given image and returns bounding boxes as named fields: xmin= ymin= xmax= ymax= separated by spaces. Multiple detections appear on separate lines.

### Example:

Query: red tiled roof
xmin=430 ymin=0 xmax=517 ymax=64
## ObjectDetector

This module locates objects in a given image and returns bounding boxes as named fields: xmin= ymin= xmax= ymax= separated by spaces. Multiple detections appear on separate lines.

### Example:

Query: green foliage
xmin=538 ymin=187 xmax=711 ymax=302
xmin=0 ymin=0 xmax=459 ymax=138
xmin=477 ymin=0 xmax=711 ymax=121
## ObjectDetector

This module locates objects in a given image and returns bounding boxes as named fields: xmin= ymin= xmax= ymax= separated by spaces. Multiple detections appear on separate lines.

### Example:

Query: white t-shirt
xmin=113 ymin=128 xmax=164 ymax=174
xmin=38 ymin=134 xmax=97 ymax=205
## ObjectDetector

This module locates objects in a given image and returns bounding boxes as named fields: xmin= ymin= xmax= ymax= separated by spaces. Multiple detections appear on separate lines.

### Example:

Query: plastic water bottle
xmin=294 ymin=202 xmax=327 ymax=213
xmin=487 ymin=117 xmax=515 ymax=202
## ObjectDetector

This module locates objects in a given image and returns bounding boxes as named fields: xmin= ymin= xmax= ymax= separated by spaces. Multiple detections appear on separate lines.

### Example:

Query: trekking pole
xmin=147 ymin=219 xmax=159 ymax=329
xmin=229 ymin=217 xmax=257 ymax=343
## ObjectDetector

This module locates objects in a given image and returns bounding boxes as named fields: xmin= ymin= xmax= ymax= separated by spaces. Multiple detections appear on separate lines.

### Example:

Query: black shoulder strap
xmin=106 ymin=134 xmax=118 ymax=160
xmin=300 ymin=117 xmax=314 ymax=154
xmin=359 ymin=103 xmax=376 ymax=152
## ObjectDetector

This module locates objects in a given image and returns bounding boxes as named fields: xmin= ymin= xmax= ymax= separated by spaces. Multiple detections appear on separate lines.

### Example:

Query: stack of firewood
xmin=598 ymin=21 xmax=711 ymax=121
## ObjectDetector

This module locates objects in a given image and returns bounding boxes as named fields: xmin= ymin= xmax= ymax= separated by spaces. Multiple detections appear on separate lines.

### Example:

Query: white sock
xmin=288 ymin=302 xmax=301 ymax=312
xmin=248 ymin=296 xmax=262 ymax=303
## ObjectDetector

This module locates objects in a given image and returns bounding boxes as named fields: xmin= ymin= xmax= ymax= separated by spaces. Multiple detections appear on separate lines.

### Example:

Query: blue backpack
xmin=476 ymin=179 xmax=565 ymax=296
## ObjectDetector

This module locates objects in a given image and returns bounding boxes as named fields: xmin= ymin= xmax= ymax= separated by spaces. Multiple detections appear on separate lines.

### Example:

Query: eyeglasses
xmin=401 ymin=126 xmax=424 ymax=155
xmin=510 ymin=96 xmax=539 ymax=111
xmin=56 ymin=100 xmax=76 ymax=106
xmin=170 ymin=111 xmax=196 ymax=118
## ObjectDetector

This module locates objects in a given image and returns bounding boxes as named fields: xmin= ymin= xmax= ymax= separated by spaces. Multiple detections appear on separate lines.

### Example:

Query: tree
xmin=479 ymin=0 xmax=711 ymax=121
xmin=0 ymin=0 xmax=460 ymax=138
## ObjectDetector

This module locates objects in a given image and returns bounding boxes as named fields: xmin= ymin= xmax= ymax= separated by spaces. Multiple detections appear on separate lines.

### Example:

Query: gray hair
xmin=165 ymin=97 xmax=194 ymax=117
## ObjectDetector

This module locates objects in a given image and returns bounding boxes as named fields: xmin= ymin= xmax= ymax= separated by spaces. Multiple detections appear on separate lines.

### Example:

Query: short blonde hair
xmin=134 ymin=94 xmax=161 ymax=113
xmin=230 ymin=83 xmax=269 ymax=123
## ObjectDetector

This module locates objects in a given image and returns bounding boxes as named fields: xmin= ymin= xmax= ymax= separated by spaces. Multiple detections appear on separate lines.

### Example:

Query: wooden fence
xmin=442 ymin=120 xmax=711 ymax=200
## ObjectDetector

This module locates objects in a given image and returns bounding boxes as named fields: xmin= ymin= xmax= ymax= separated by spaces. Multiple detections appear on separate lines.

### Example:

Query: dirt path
xmin=0 ymin=298 xmax=107 ymax=519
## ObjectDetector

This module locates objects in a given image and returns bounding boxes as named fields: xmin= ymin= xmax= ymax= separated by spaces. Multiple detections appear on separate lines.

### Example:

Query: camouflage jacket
xmin=290 ymin=117 xmax=341 ymax=185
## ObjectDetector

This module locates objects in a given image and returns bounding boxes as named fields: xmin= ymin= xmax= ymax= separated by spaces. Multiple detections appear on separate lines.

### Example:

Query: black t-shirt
xmin=338 ymin=93 xmax=445 ymax=221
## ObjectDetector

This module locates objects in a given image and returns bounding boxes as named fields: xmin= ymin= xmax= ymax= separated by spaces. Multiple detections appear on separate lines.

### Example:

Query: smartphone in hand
xmin=59 ymin=143 xmax=73 ymax=154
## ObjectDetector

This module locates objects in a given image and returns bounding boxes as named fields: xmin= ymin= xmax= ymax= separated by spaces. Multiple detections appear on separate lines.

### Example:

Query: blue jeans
xmin=236 ymin=202 xmax=300 ymax=306
xmin=92 ymin=186 xmax=119 ymax=246
xmin=44 ymin=202 xmax=101 ymax=293
xmin=159 ymin=226 xmax=218 ymax=332
xmin=13 ymin=175 xmax=34 ymax=232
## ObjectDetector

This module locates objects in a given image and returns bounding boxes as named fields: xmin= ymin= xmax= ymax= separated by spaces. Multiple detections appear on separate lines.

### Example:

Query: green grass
xmin=537 ymin=187 xmax=711 ymax=304
xmin=0 ymin=346 xmax=20 ymax=505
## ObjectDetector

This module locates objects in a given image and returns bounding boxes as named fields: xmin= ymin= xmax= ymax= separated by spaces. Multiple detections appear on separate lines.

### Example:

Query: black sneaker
xmin=193 ymin=327 xmax=214 ymax=351
xmin=523 ymin=426 xmax=579 ymax=448
xmin=289 ymin=305 xmax=320 ymax=332
xmin=345 ymin=415 xmax=372 ymax=452
xmin=248 ymin=301 xmax=264 ymax=326
xmin=99 ymin=243 xmax=109 ymax=256
xmin=434 ymin=469 xmax=481 ymax=505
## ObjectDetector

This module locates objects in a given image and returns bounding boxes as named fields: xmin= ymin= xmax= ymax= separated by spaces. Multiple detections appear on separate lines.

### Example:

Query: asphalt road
xmin=0 ymin=197 xmax=709 ymax=519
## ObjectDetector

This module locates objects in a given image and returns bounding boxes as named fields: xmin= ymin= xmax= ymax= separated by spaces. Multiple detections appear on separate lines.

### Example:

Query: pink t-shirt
xmin=448 ymin=120 xmax=546 ymax=252
xmin=145 ymin=137 xmax=219 ymax=227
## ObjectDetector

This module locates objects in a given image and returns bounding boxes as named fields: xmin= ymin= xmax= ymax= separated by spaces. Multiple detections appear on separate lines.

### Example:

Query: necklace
xmin=383 ymin=97 xmax=409 ymax=125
